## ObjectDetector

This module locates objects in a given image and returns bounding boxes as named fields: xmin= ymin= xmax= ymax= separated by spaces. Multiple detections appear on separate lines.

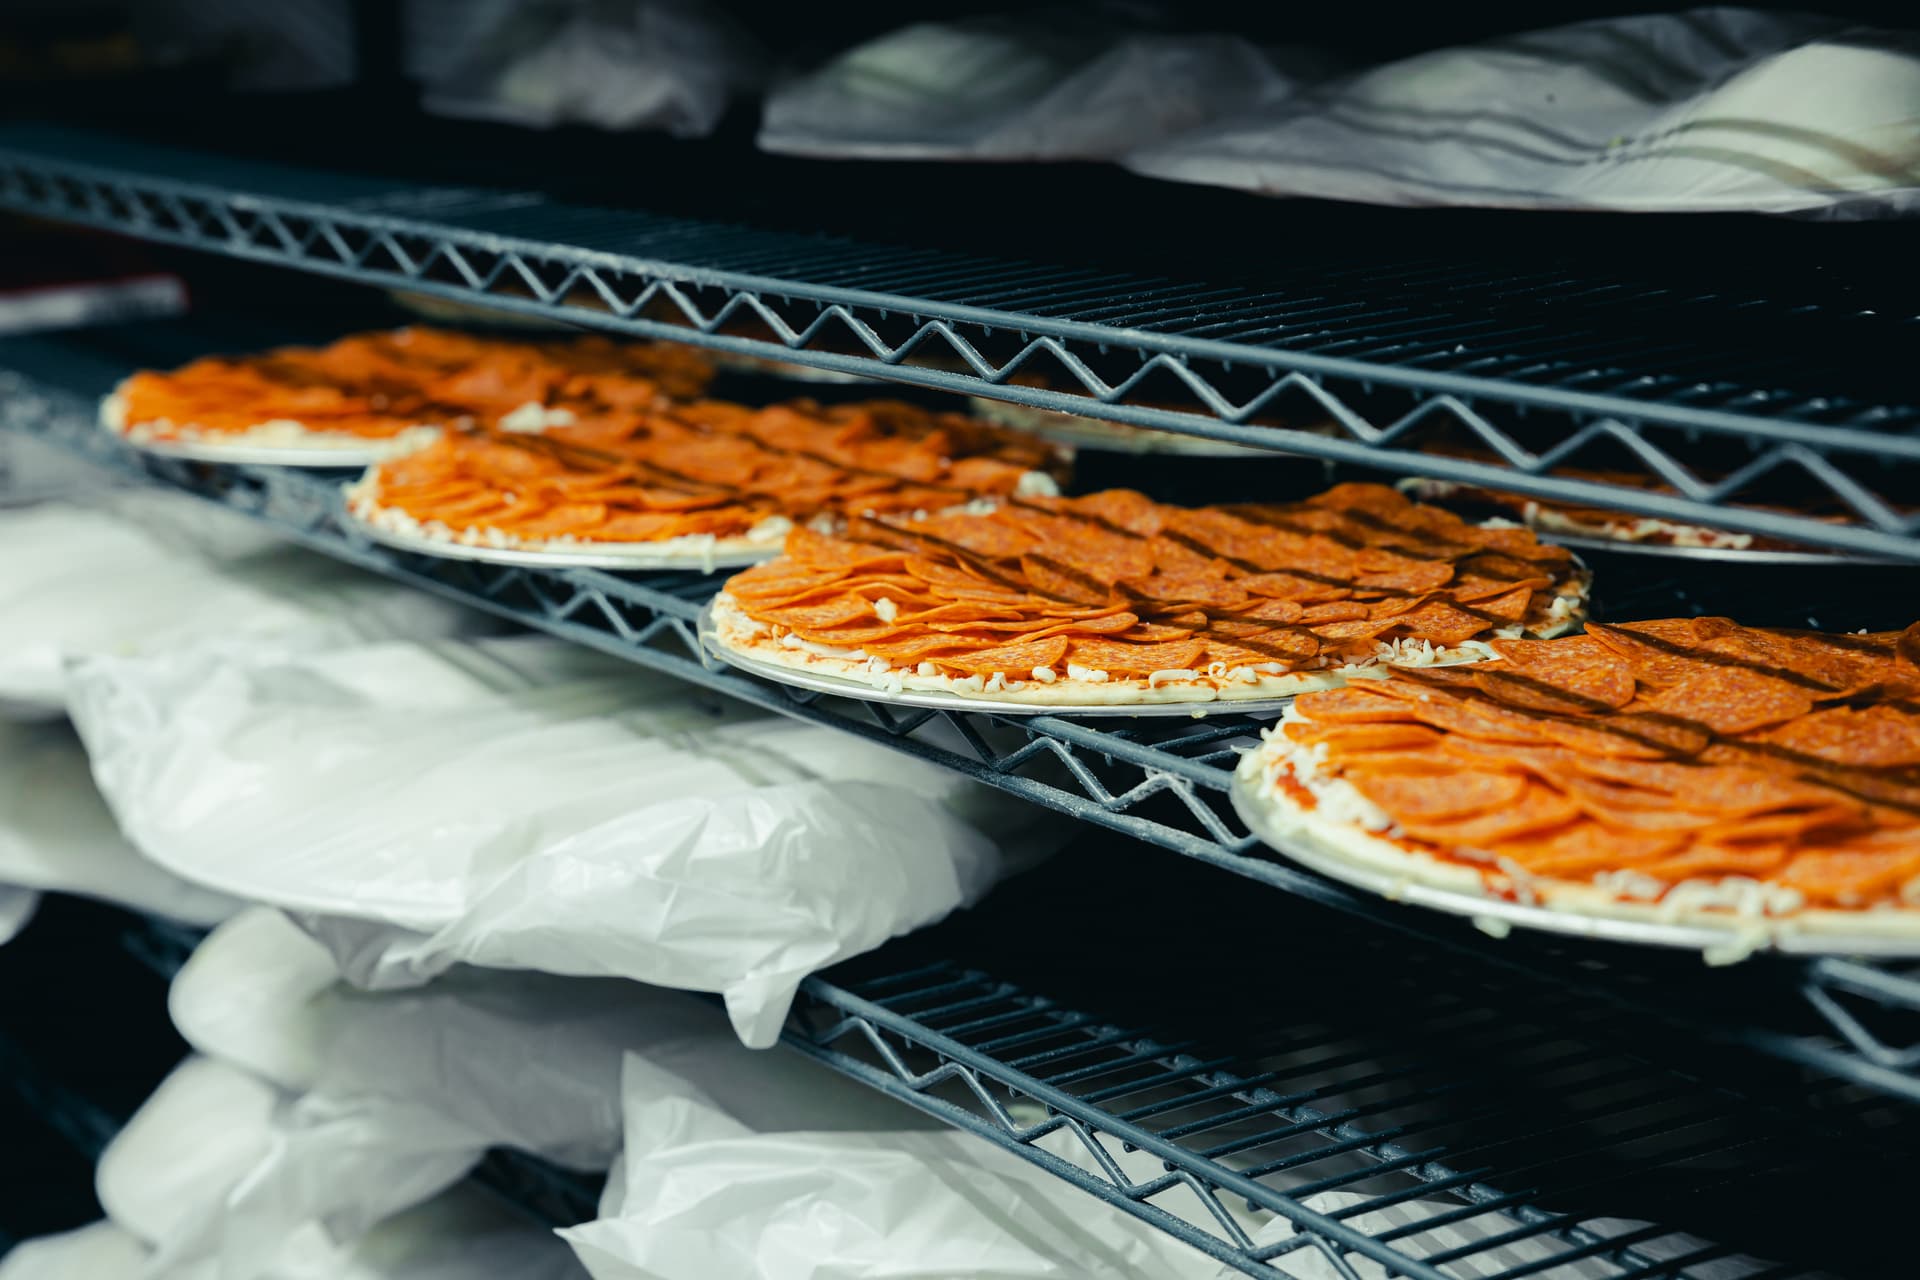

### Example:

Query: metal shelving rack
xmin=1 ymin=116 xmax=1917 ymax=1278
xmin=105 ymin=868 xmax=1920 ymax=1280
xmin=7 ymin=326 xmax=1920 ymax=1123
xmin=0 ymin=122 xmax=1916 ymax=560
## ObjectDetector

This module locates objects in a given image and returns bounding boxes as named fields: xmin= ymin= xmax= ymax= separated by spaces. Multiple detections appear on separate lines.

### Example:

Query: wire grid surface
xmin=791 ymin=854 xmax=1920 ymax=1280
xmin=108 ymin=891 xmax=1918 ymax=1280
xmin=5 ymin=328 xmax=1920 ymax=1108
xmin=0 ymin=122 xmax=1916 ymax=559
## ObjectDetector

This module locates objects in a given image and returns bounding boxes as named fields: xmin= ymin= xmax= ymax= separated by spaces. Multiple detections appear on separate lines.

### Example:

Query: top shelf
xmin=1 ymin=120 xmax=1918 ymax=558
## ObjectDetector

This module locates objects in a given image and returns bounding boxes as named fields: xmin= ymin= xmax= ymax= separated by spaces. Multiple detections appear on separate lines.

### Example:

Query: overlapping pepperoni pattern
xmin=111 ymin=327 xmax=714 ymax=443
xmin=1281 ymin=618 xmax=1920 ymax=909
xmin=721 ymin=483 xmax=1588 ymax=682
xmin=359 ymin=399 xmax=1063 ymax=546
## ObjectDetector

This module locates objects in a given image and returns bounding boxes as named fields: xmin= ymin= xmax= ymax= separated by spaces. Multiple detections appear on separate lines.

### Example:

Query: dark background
xmin=0 ymin=0 xmax=1915 ymax=1254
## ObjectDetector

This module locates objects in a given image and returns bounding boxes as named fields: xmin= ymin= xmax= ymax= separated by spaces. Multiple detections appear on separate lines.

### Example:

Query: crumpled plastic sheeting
xmin=86 ymin=1055 xmax=587 ymax=1280
xmin=0 ymin=719 xmax=239 ymax=925
xmin=422 ymin=0 xmax=763 ymax=137
xmin=562 ymin=1052 xmax=1220 ymax=1279
xmin=0 ymin=427 xmax=117 ymax=502
xmin=566 ymin=1053 xmax=1771 ymax=1280
xmin=761 ymin=8 xmax=1318 ymax=161
xmin=0 ymin=489 xmax=485 ymax=717
xmin=1127 ymin=9 xmax=1920 ymax=218
xmin=0 ymin=1220 xmax=149 ymax=1280
xmin=0 ymin=884 xmax=38 ymax=945
xmin=149 ymin=908 xmax=930 ymax=1277
xmin=173 ymin=909 xmax=934 ymax=1143
xmin=71 ymin=633 xmax=1036 ymax=1045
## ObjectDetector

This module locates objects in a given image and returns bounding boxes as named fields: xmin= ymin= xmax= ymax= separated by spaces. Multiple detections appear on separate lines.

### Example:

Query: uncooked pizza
xmin=102 ymin=327 xmax=714 ymax=459
xmin=346 ymin=398 xmax=1067 ymax=561
xmin=1400 ymin=454 xmax=1867 ymax=555
xmin=708 ymin=482 xmax=1591 ymax=708
xmin=1236 ymin=617 xmax=1920 ymax=952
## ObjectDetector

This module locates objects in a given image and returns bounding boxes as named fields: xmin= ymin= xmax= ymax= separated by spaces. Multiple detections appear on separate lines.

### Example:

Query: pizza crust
xmin=101 ymin=384 xmax=441 ymax=459
xmin=1401 ymin=477 xmax=1757 ymax=550
xmin=1234 ymin=709 xmax=1920 ymax=959
xmin=707 ymin=350 xmax=883 ymax=385
xmin=708 ymin=587 xmax=1589 ymax=710
xmin=966 ymin=397 xmax=1282 ymax=458
xmin=343 ymin=469 xmax=789 ymax=566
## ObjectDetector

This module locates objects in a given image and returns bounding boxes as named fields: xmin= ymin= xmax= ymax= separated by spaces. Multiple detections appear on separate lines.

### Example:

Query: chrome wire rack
xmin=789 ymin=851 xmax=1920 ymax=1280
xmin=0 ymin=122 xmax=1916 ymax=559
xmin=109 ymin=860 xmax=1919 ymax=1280
xmin=5 ymin=321 xmax=1920 ymax=1123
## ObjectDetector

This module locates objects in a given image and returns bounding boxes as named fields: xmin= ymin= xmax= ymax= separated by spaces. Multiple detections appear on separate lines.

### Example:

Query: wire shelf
xmin=0 ymin=122 xmax=1915 ymax=558
xmin=112 ymin=884 xmax=1920 ymax=1280
xmin=5 ymin=323 xmax=1920 ymax=1115
xmin=789 ymin=852 xmax=1920 ymax=1280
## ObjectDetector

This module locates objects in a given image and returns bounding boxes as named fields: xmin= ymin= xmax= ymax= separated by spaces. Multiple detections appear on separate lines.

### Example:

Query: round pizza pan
xmin=115 ymin=430 xmax=404 ymax=469
xmin=1229 ymin=768 xmax=1920 ymax=958
xmin=345 ymin=506 xmax=776 ymax=572
xmin=699 ymin=601 xmax=1305 ymax=718
xmin=1541 ymin=531 xmax=1889 ymax=566
xmin=965 ymin=398 xmax=1290 ymax=458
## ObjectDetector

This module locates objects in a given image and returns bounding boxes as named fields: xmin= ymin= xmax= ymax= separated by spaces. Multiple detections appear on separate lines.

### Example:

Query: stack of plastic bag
xmin=761 ymin=6 xmax=1320 ymax=161
xmin=564 ymin=1051 xmax=1229 ymax=1279
xmin=1127 ymin=9 xmax=1920 ymax=217
xmin=418 ymin=0 xmax=764 ymax=137
xmin=0 ymin=487 xmax=487 ymax=719
xmin=0 ymin=482 xmax=484 ymax=936
xmin=2 ymin=1052 xmax=591 ymax=1279
xmin=566 ymin=1049 xmax=1756 ymax=1280
xmin=68 ymin=632 xmax=1054 ymax=1045
xmin=0 ymin=884 xmax=37 ymax=946
xmin=0 ymin=906 xmax=930 ymax=1278
xmin=0 ymin=428 xmax=115 ymax=506
xmin=0 ymin=720 xmax=239 ymax=928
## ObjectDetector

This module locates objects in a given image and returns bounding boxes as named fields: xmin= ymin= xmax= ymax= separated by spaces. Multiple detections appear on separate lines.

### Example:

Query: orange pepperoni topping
xmin=720 ymin=483 xmax=1587 ymax=683
xmin=1280 ymin=618 xmax=1920 ymax=911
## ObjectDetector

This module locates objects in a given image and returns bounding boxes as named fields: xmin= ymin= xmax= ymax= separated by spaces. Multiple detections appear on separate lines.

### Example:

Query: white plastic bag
xmin=761 ymin=9 xmax=1311 ymax=161
xmin=562 ymin=1052 xmax=1223 ymax=1279
xmin=567 ymin=1054 xmax=1764 ymax=1280
xmin=152 ymin=909 xmax=935 ymax=1277
xmin=0 ymin=489 xmax=485 ymax=717
xmin=0 ymin=884 xmax=38 ymax=945
xmin=72 ymin=634 xmax=1040 ymax=1045
xmin=89 ymin=1054 xmax=589 ymax=1279
xmin=1127 ymin=10 xmax=1920 ymax=217
xmin=173 ymin=908 xmax=934 ymax=1140
xmin=95 ymin=1055 xmax=284 ymax=1250
xmin=0 ymin=427 xmax=118 ymax=504
xmin=0 ymin=719 xmax=239 ymax=925
xmin=0 ymin=1220 xmax=148 ymax=1280
xmin=421 ymin=0 xmax=762 ymax=137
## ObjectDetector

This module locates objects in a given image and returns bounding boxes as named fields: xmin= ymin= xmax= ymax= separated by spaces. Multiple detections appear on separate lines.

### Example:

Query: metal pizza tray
xmin=698 ymin=600 xmax=1304 ymax=719
xmin=1229 ymin=767 xmax=1920 ymax=959
xmin=346 ymin=507 xmax=777 ymax=572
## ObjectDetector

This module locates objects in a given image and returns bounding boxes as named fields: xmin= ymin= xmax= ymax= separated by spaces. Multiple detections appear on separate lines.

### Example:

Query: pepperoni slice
xmin=1495 ymin=823 xmax=1689 ymax=877
xmin=1353 ymin=770 xmax=1526 ymax=820
xmin=1749 ymin=705 xmax=1920 ymax=768
xmin=1394 ymin=782 xmax=1582 ymax=846
xmin=1059 ymin=637 xmax=1209 ymax=677
xmin=1472 ymin=669 xmax=1619 ymax=716
xmin=1293 ymin=688 xmax=1424 ymax=723
xmin=1393 ymin=598 xmax=1506 ymax=647
xmin=932 ymin=635 xmax=1073 ymax=677
xmin=1641 ymin=669 xmax=1813 ymax=736
xmin=1298 ymin=723 xmax=1445 ymax=754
